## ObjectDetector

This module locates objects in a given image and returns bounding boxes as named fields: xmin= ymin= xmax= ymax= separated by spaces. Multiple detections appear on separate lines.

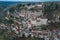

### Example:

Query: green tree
xmin=44 ymin=2 xmax=56 ymax=20
xmin=7 ymin=19 xmax=14 ymax=24
xmin=9 ymin=7 xmax=15 ymax=13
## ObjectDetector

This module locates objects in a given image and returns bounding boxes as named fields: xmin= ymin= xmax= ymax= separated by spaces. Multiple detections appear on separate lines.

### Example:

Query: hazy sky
xmin=0 ymin=0 xmax=60 ymax=2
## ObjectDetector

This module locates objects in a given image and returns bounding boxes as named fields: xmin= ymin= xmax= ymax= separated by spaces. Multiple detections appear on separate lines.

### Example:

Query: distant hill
xmin=0 ymin=1 xmax=42 ymax=12
xmin=0 ymin=1 xmax=42 ymax=8
xmin=0 ymin=1 xmax=19 ymax=12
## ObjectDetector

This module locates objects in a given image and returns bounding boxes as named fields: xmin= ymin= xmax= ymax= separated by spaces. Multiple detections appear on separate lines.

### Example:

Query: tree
xmin=0 ymin=19 xmax=2 ymax=23
xmin=9 ymin=7 xmax=15 ymax=13
xmin=44 ymin=2 xmax=56 ymax=20
xmin=4 ymin=18 xmax=14 ymax=25
xmin=7 ymin=19 xmax=14 ymax=24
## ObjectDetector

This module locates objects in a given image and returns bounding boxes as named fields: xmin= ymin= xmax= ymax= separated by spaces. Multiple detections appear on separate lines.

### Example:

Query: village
xmin=0 ymin=2 xmax=60 ymax=40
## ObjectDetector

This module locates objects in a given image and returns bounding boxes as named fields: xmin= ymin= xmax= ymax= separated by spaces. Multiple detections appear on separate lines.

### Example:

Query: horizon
xmin=0 ymin=0 xmax=60 ymax=2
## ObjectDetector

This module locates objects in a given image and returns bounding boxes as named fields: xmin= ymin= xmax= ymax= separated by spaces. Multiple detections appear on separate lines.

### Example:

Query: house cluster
xmin=5 ymin=6 xmax=48 ymax=27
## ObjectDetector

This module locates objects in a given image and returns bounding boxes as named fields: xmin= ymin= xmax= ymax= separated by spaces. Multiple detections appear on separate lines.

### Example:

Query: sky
xmin=0 ymin=0 xmax=60 ymax=2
